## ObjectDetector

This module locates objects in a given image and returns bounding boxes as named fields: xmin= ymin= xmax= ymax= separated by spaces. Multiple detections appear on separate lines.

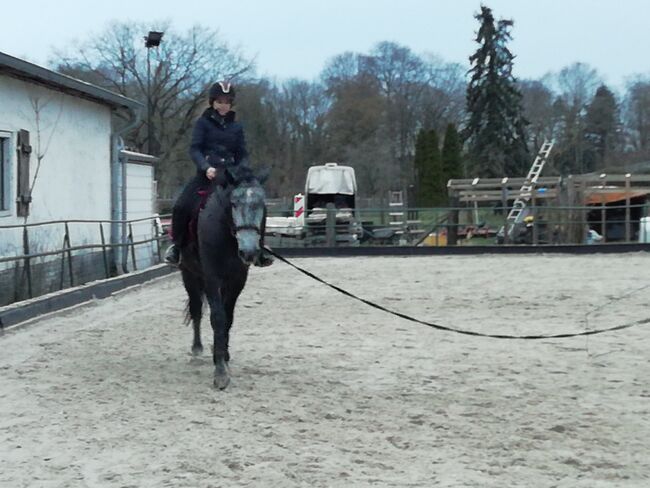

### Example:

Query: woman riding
xmin=164 ymin=81 xmax=273 ymax=267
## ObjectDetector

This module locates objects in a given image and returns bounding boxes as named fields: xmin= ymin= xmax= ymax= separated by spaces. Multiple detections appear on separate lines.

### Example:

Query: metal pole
xmin=147 ymin=47 xmax=152 ymax=155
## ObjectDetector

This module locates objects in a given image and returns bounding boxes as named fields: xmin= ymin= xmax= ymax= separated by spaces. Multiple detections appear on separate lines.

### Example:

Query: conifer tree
xmin=442 ymin=123 xmax=463 ymax=182
xmin=583 ymin=84 xmax=620 ymax=171
xmin=414 ymin=129 xmax=443 ymax=206
xmin=464 ymin=5 xmax=529 ymax=177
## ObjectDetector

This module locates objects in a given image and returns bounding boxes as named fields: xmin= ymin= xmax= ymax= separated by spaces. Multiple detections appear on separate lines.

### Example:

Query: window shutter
xmin=16 ymin=129 xmax=32 ymax=217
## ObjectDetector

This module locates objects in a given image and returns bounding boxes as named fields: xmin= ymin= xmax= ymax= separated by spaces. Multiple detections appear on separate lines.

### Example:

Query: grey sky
xmin=1 ymin=0 xmax=648 ymax=90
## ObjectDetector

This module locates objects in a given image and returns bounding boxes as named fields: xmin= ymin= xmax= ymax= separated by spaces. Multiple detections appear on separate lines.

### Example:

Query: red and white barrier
xmin=293 ymin=193 xmax=305 ymax=225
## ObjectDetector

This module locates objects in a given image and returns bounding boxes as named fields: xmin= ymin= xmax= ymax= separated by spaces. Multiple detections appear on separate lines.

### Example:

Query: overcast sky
xmin=1 ymin=0 xmax=648 ymax=90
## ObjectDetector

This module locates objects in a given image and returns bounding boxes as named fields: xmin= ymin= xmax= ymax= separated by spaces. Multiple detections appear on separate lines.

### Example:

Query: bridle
xmin=230 ymin=191 xmax=264 ymax=236
xmin=232 ymin=223 xmax=261 ymax=234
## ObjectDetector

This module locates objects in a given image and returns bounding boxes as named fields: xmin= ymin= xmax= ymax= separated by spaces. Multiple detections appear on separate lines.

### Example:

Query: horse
xmin=179 ymin=167 xmax=267 ymax=389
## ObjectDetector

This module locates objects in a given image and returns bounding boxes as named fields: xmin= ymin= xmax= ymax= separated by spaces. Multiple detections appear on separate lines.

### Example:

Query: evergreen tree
xmin=414 ymin=129 xmax=443 ymax=206
xmin=442 ymin=123 xmax=463 ymax=182
xmin=583 ymin=84 xmax=620 ymax=171
xmin=463 ymin=5 xmax=529 ymax=177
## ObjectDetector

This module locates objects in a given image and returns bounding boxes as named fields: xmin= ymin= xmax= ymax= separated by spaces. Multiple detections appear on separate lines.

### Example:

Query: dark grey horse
xmin=179 ymin=170 xmax=266 ymax=389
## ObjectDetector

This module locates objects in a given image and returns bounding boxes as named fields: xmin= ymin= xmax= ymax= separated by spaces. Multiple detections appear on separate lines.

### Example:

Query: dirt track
xmin=1 ymin=254 xmax=649 ymax=487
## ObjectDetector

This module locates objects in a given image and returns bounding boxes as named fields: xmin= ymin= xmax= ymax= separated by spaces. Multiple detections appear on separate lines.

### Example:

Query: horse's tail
xmin=182 ymin=288 xmax=205 ymax=326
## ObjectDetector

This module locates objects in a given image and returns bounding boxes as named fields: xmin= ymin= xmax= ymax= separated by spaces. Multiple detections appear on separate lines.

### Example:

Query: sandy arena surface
xmin=1 ymin=254 xmax=649 ymax=487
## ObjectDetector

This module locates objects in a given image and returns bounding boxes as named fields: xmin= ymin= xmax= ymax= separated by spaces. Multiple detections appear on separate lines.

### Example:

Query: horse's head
xmin=230 ymin=179 xmax=266 ymax=265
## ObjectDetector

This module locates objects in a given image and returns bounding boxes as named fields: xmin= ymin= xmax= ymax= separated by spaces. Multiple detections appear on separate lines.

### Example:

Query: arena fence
xmin=0 ymin=216 xmax=170 ymax=306
xmin=2 ymin=201 xmax=649 ymax=306
xmin=266 ymin=202 xmax=650 ymax=248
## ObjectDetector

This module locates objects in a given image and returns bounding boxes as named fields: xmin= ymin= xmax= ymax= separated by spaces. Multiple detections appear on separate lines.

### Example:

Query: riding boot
xmin=166 ymin=177 xmax=203 ymax=267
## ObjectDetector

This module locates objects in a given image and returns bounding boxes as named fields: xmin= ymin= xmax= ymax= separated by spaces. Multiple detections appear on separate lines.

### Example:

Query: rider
xmin=164 ymin=81 xmax=273 ymax=267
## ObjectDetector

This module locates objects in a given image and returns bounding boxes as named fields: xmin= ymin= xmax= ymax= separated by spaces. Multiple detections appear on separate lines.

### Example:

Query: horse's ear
xmin=255 ymin=166 xmax=271 ymax=185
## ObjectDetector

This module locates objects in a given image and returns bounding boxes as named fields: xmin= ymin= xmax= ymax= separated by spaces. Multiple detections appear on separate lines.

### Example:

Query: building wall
xmin=0 ymin=74 xmax=113 ymax=258
xmin=123 ymin=160 xmax=157 ymax=271
xmin=0 ymin=74 xmax=115 ymax=305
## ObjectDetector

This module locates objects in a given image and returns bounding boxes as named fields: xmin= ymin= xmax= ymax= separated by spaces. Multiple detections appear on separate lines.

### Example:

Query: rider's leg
xmin=165 ymin=175 xmax=205 ymax=265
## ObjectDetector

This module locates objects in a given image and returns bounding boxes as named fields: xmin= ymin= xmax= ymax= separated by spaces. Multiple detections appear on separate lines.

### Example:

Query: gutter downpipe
xmin=110 ymin=106 xmax=142 ymax=275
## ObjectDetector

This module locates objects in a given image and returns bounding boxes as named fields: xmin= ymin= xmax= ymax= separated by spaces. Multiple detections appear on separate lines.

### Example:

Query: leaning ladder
xmin=506 ymin=139 xmax=554 ymax=226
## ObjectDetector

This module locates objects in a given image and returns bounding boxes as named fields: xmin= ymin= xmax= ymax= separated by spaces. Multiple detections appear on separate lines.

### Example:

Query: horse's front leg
xmin=205 ymin=281 xmax=230 ymax=390
xmin=222 ymin=275 xmax=247 ymax=363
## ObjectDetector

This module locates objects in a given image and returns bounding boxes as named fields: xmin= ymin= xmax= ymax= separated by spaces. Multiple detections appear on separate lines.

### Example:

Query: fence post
xmin=129 ymin=223 xmax=137 ymax=271
xmin=600 ymin=175 xmax=607 ymax=243
xmin=447 ymin=194 xmax=459 ymax=246
xmin=13 ymin=261 xmax=21 ymax=302
xmin=99 ymin=223 xmax=110 ymax=279
xmin=65 ymin=222 xmax=74 ymax=287
xmin=501 ymin=182 xmax=509 ymax=245
xmin=532 ymin=188 xmax=538 ymax=245
xmin=153 ymin=218 xmax=162 ymax=263
xmin=60 ymin=224 xmax=67 ymax=290
xmin=625 ymin=174 xmax=631 ymax=242
xmin=22 ymin=225 xmax=33 ymax=298
xmin=326 ymin=203 xmax=336 ymax=247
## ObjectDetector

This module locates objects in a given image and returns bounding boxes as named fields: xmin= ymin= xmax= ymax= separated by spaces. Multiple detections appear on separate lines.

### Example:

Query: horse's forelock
xmin=231 ymin=180 xmax=264 ymax=204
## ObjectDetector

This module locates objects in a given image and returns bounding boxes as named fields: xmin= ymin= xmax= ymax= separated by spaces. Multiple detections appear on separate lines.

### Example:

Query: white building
xmin=0 ymin=52 xmax=155 ymax=304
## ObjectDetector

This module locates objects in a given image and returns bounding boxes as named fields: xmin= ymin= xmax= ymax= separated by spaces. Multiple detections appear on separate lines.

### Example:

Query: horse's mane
xmin=228 ymin=164 xmax=270 ymax=187
xmin=207 ymin=165 xmax=264 ymax=205
xmin=227 ymin=165 xmax=258 ymax=187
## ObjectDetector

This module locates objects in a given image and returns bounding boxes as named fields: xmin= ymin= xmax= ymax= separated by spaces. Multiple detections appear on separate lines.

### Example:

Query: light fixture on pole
xmin=144 ymin=31 xmax=164 ymax=155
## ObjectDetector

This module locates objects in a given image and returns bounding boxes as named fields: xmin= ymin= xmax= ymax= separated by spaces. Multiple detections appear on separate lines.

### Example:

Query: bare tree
xmin=16 ymin=95 xmax=65 ymax=222
xmin=418 ymin=54 xmax=466 ymax=133
xmin=624 ymin=77 xmax=650 ymax=155
xmin=519 ymin=79 xmax=556 ymax=150
xmin=52 ymin=21 xmax=254 ymax=197
xmin=366 ymin=42 xmax=430 ymax=186
xmin=555 ymin=62 xmax=601 ymax=109
xmin=549 ymin=63 xmax=602 ymax=174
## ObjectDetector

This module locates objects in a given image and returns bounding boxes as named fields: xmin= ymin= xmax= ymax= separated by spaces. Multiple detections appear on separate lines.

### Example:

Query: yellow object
xmin=422 ymin=232 xmax=447 ymax=246
xmin=524 ymin=216 xmax=534 ymax=223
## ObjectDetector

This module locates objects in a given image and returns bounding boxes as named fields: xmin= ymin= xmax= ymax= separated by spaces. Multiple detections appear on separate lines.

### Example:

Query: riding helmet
xmin=209 ymin=81 xmax=235 ymax=104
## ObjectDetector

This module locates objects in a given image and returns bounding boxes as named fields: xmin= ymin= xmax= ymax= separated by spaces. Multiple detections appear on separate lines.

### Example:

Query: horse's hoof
xmin=191 ymin=345 xmax=204 ymax=357
xmin=213 ymin=360 xmax=230 ymax=390
xmin=213 ymin=373 xmax=230 ymax=390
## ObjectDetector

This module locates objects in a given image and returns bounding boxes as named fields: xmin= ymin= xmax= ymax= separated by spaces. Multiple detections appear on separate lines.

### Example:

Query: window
xmin=0 ymin=133 xmax=11 ymax=213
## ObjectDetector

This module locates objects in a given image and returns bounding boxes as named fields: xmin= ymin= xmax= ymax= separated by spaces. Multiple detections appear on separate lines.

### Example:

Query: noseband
xmin=233 ymin=223 xmax=261 ymax=233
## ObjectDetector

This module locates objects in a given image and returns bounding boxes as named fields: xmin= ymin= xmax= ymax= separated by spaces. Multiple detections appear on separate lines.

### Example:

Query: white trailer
xmin=265 ymin=162 xmax=361 ymax=244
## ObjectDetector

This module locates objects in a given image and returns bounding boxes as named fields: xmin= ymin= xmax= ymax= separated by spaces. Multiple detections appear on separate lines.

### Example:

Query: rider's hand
xmin=206 ymin=167 xmax=217 ymax=180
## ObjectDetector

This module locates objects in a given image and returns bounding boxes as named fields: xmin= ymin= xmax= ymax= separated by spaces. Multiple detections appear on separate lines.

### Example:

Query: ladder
xmin=506 ymin=139 xmax=554 ymax=225
xmin=388 ymin=191 xmax=405 ymax=230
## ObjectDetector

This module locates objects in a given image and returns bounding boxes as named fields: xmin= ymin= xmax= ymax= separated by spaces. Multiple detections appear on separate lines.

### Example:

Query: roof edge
xmin=0 ymin=51 xmax=142 ymax=111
